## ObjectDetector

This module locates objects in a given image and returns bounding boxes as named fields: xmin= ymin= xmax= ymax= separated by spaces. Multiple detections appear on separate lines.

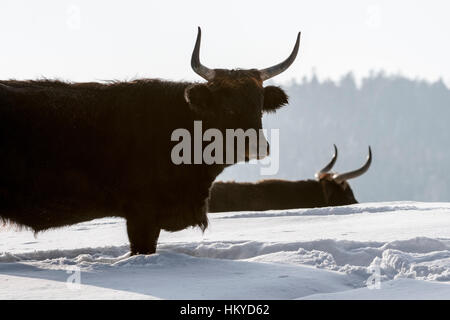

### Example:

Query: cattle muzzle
xmin=244 ymin=137 xmax=270 ymax=161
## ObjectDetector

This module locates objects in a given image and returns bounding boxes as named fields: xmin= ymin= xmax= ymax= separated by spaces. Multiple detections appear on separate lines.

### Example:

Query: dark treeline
xmin=217 ymin=72 xmax=450 ymax=202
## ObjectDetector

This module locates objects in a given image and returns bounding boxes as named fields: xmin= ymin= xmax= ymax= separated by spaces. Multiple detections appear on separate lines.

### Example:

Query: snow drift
xmin=0 ymin=201 xmax=449 ymax=299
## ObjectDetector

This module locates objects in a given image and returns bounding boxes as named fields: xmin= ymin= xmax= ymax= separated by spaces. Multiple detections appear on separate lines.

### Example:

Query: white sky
xmin=0 ymin=0 xmax=448 ymax=85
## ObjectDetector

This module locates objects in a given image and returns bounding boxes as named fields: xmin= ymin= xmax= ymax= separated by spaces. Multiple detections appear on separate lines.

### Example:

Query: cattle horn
xmin=315 ymin=144 xmax=338 ymax=178
xmin=333 ymin=146 xmax=372 ymax=183
xmin=259 ymin=32 xmax=301 ymax=81
xmin=191 ymin=27 xmax=216 ymax=81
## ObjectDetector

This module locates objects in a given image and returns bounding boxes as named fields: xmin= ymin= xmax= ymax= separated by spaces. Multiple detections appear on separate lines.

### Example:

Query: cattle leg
xmin=126 ymin=217 xmax=161 ymax=256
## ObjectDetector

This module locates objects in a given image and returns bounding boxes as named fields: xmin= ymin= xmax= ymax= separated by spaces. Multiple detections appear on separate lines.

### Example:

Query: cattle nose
xmin=245 ymin=137 xmax=270 ymax=161
xmin=256 ymin=142 xmax=269 ymax=160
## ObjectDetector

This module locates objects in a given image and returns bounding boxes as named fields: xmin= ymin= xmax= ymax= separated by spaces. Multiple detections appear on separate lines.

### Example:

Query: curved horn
xmin=315 ymin=144 xmax=338 ymax=178
xmin=191 ymin=27 xmax=215 ymax=81
xmin=259 ymin=32 xmax=301 ymax=81
xmin=333 ymin=146 xmax=372 ymax=183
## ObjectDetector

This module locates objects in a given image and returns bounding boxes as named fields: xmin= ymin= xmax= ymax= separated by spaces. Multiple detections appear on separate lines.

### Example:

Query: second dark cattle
xmin=208 ymin=145 xmax=372 ymax=211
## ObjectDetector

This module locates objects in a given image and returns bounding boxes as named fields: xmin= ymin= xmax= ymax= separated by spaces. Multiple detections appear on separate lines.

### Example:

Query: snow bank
xmin=302 ymin=279 xmax=450 ymax=300
xmin=0 ymin=201 xmax=449 ymax=299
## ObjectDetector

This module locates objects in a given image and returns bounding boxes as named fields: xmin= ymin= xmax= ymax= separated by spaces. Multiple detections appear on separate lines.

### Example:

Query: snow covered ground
xmin=1 ymin=201 xmax=450 ymax=299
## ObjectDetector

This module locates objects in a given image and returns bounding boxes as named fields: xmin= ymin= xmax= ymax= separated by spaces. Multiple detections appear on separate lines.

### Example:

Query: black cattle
xmin=0 ymin=28 xmax=301 ymax=255
xmin=208 ymin=145 xmax=372 ymax=212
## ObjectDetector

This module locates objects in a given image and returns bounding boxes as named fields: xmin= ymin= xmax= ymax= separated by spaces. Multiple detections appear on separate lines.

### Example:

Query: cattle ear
xmin=184 ymin=84 xmax=212 ymax=114
xmin=263 ymin=86 xmax=288 ymax=112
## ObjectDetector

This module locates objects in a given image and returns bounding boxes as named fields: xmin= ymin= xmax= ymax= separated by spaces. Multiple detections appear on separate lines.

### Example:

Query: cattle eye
xmin=262 ymin=86 xmax=288 ymax=113
xmin=184 ymin=84 xmax=212 ymax=114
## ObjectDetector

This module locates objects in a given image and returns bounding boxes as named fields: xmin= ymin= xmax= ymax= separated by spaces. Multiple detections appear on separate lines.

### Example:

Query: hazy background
xmin=0 ymin=1 xmax=449 ymax=202
xmin=219 ymin=73 xmax=450 ymax=202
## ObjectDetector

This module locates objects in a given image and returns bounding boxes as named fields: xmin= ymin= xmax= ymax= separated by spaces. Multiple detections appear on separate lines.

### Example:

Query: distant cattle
xmin=208 ymin=145 xmax=372 ymax=212
xmin=0 ymin=28 xmax=301 ymax=255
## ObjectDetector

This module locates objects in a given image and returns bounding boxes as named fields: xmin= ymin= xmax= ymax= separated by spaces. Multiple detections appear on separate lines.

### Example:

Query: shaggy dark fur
xmin=0 ymin=70 xmax=288 ymax=255
xmin=207 ymin=175 xmax=358 ymax=212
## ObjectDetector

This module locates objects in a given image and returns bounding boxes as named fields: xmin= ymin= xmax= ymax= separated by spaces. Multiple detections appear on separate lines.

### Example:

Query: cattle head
xmin=184 ymin=27 xmax=300 ymax=162
xmin=315 ymin=145 xmax=372 ymax=206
